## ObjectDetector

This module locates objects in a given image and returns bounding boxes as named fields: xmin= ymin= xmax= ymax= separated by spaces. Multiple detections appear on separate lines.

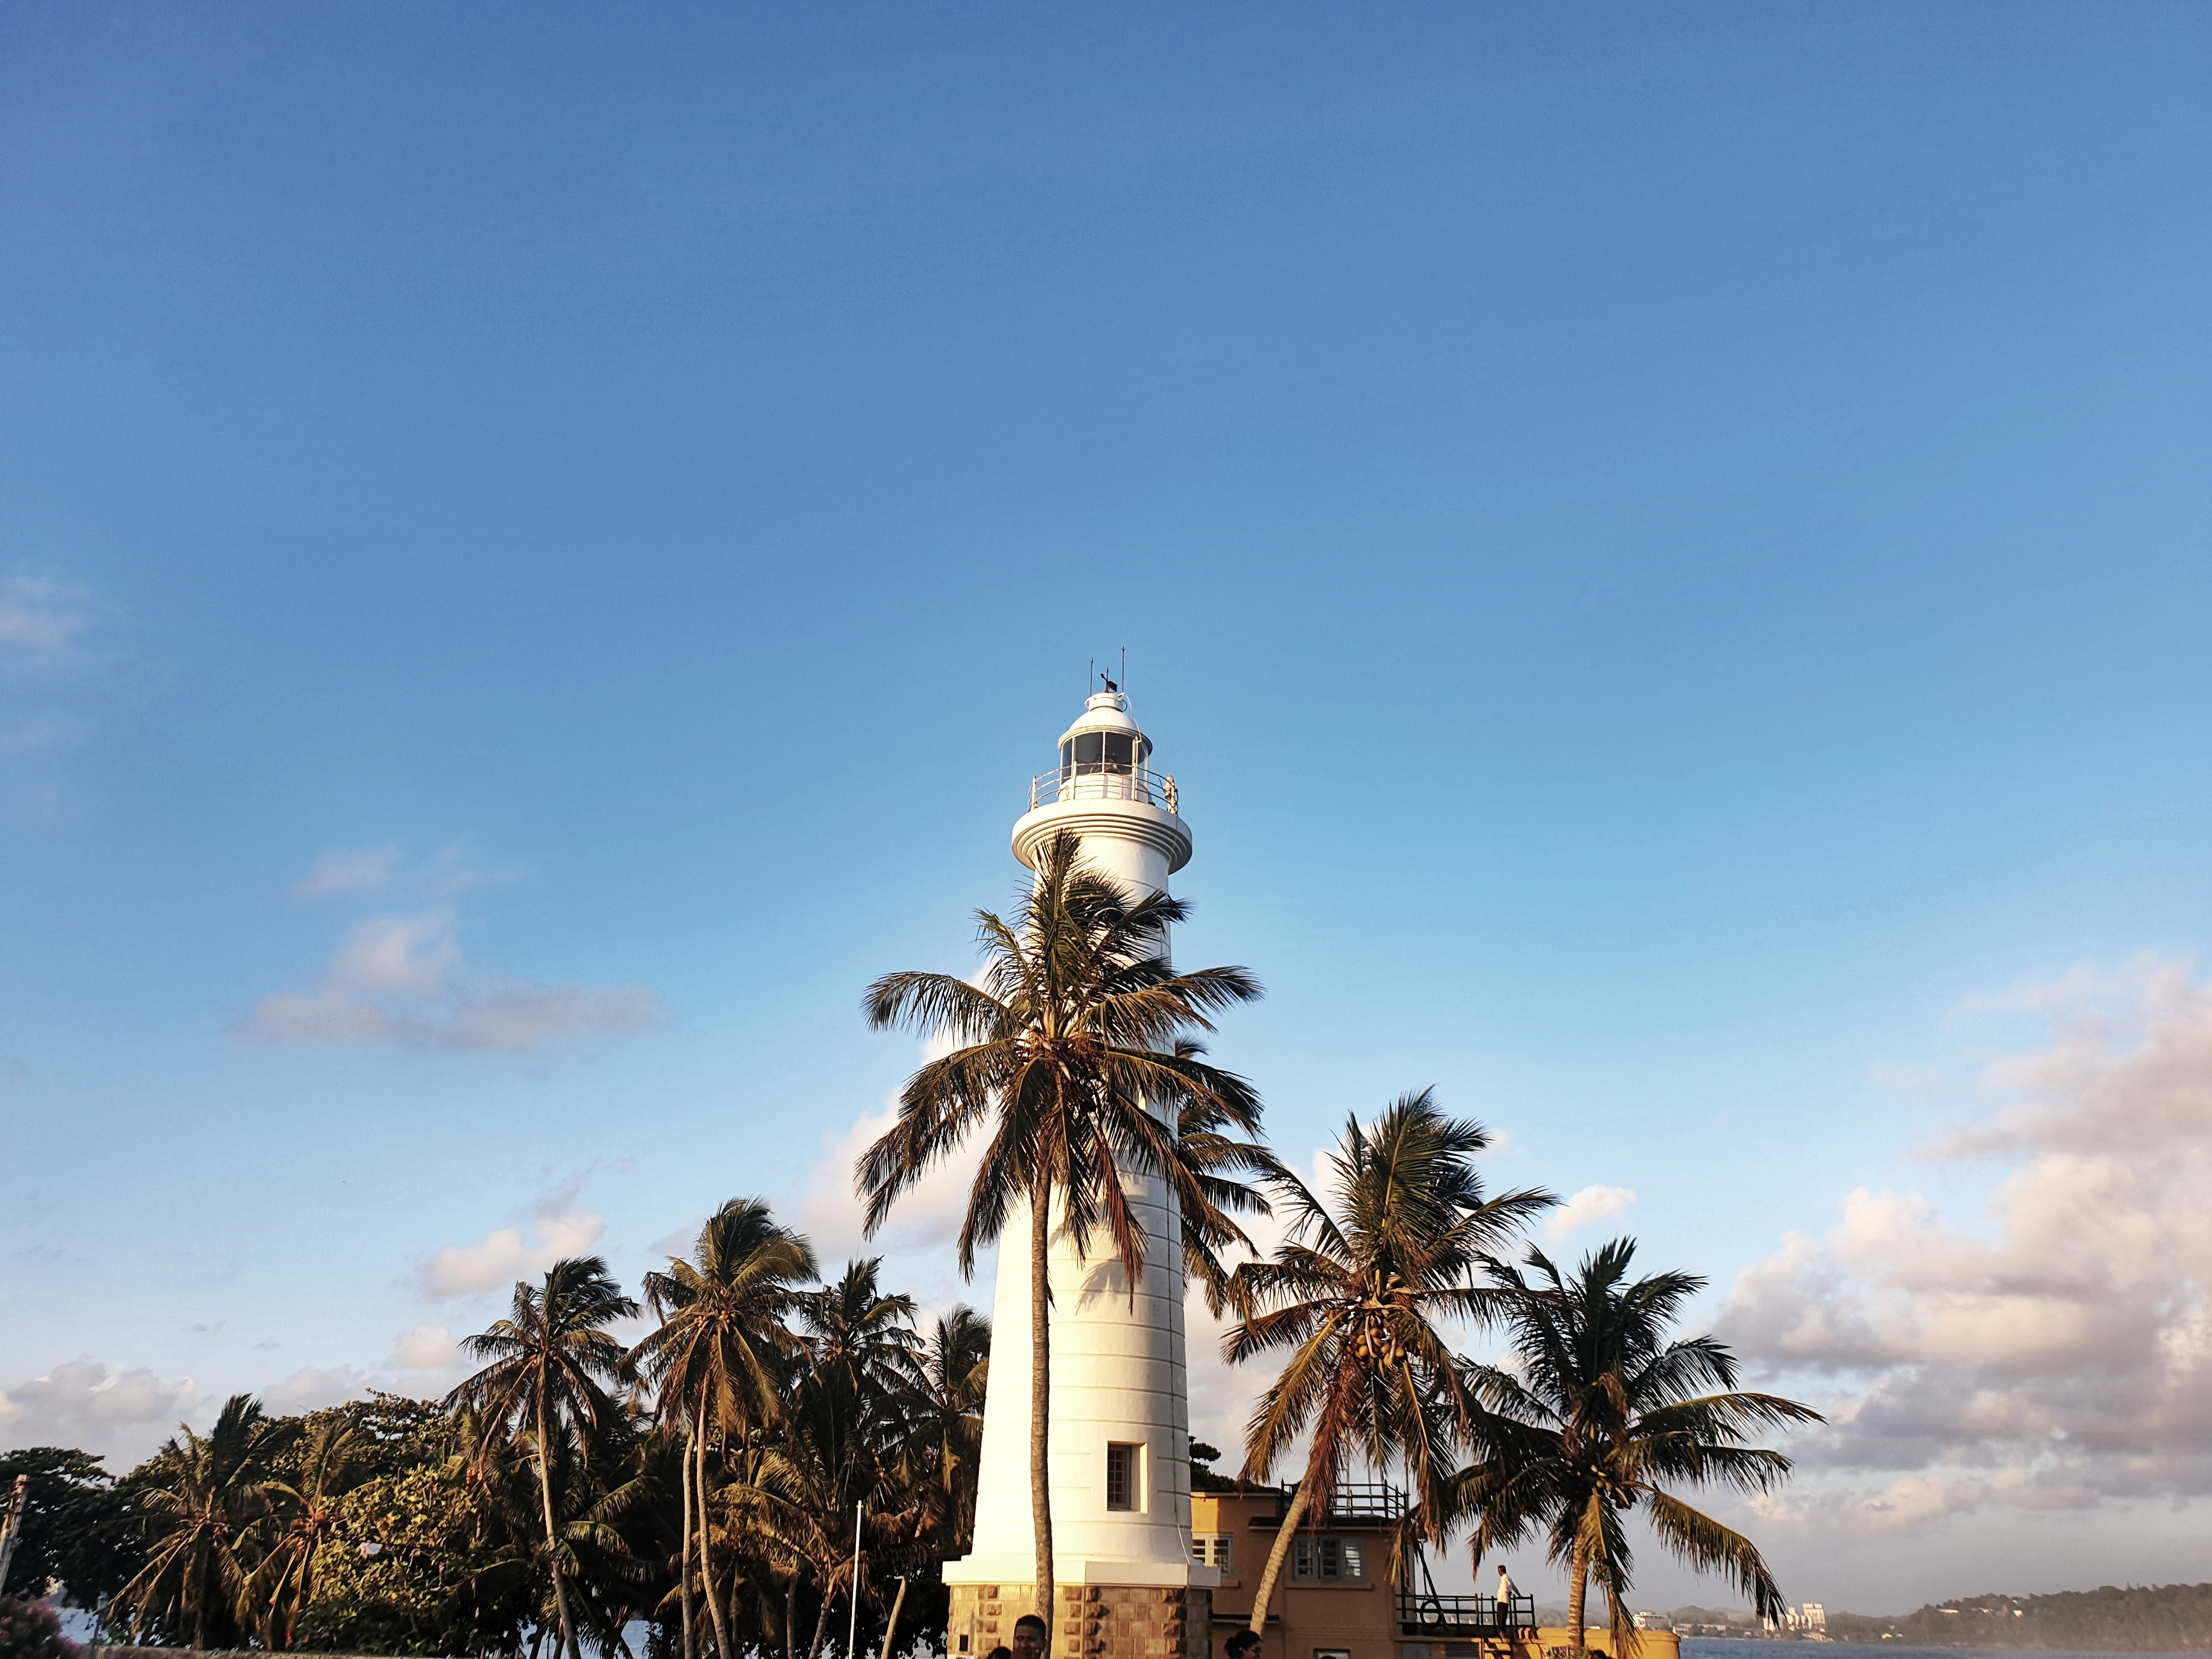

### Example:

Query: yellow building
xmin=1190 ymin=1484 xmax=1679 ymax=1659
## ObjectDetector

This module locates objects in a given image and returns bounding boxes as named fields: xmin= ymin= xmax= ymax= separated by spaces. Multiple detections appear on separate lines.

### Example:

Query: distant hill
xmin=1795 ymin=1584 xmax=2212 ymax=1652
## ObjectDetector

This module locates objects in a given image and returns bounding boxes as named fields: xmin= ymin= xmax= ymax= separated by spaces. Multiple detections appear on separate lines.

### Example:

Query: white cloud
xmin=259 ymin=1365 xmax=376 ymax=1414
xmin=1547 ymin=1183 xmax=1637 ymax=1244
xmin=0 ymin=578 xmax=106 ymax=805
xmin=414 ymin=840 xmax=525 ymax=898
xmin=335 ymin=911 xmax=459 ymax=994
xmin=1741 ymin=1466 xmax=2077 ymax=1543
xmin=385 ymin=1324 xmax=459 ymax=1372
xmin=290 ymin=840 xmax=520 ymax=903
xmin=246 ymin=989 xmax=393 ymax=1044
xmin=238 ymin=907 xmax=659 ymax=1052
xmin=416 ymin=1184 xmax=608 ymax=1300
xmin=294 ymin=844 xmax=401 ymax=899
xmin=1720 ymin=956 xmax=2212 ymax=1517
xmin=801 ymin=1100 xmax=981 ymax=1269
xmin=0 ymin=713 xmax=92 ymax=754
xmin=0 ymin=577 xmax=92 ymax=659
xmin=439 ymin=983 xmax=661 ymax=1050
xmin=1869 ymin=1063 xmax=1950 ymax=1098
xmin=1949 ymin=953 xmax=2168 ymax=1020
xmin=0 ymin=1360 xmax=197 ymax=1456
xmin=2 ymin=1353 xmax=447 ymax=1468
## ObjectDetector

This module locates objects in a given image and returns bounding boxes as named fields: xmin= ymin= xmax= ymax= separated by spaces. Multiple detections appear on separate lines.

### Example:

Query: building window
xmin=1315 ymin=1650 xmax=1353 ymax=1659
xmin=1196 ymin=1533 xmax=1233 ymax=1572
xmin=1106 ymin=1442 xmax=1141 ymax=1511
xmin=1291 ymin=1535 xmax=1366 ymax=1582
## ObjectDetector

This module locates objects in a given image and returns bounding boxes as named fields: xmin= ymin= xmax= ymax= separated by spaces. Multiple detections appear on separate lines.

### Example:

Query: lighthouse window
xmin=1059 ymin=731 xmax=1152 ymax=781
xmin=1105 ymin=1442 xmax=1140 ymax=1510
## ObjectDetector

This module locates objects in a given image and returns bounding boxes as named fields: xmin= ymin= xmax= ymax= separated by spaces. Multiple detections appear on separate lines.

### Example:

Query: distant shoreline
xmin=1668 ymin=1584 xmax=2212 ymax=1655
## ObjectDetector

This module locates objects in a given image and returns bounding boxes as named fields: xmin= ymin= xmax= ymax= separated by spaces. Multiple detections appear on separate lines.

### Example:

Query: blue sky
xmin=3 ymin=2 xmax=2209 ymax=1614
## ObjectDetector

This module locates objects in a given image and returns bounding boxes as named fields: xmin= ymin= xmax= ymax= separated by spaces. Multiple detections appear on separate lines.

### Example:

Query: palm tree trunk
xmin=680 ymin=1427 xmax=697 ymax=1659
xmin=805 ymin=1579 xmax=836 ymax=1659
xmin=697 ymin=1412 xmax=733 ymax=1659
xmin=1244 ymin=1480 xmax=1310 ymax=1636
xmin=534 ymin=1389 xmax=579 ymax=1659
xmin=1028 ymin=1182 xmax=1056 ymax=1638
xmin=785 ymin=1576 xmax=797 ymax=1659
xmin=1567 ymin=1534 xmax=1590 ymax=1655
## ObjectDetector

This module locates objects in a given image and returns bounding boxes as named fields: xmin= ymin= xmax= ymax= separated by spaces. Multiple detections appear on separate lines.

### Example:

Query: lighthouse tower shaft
xmin=944 ymin=691 xmax=1216 ymax=1659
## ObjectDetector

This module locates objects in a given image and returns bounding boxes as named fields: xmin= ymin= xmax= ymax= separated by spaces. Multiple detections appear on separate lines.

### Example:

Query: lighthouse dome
xmin=1059 ymin=689 xmax=1141 ymax=740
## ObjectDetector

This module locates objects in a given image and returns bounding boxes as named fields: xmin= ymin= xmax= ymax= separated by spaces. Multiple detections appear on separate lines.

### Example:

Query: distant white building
xmin=1764 ymin=1603 xmax=1828 ymax=1637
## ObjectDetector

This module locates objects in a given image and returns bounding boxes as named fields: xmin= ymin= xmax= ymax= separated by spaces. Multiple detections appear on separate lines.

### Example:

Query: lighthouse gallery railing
xmin=1029 ymin=766 xmax=1179 ymax=814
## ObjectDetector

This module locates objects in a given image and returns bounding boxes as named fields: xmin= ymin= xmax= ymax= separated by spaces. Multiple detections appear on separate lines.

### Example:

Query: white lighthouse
xmin=943 ymin=688 xmax=1217 ymax=1659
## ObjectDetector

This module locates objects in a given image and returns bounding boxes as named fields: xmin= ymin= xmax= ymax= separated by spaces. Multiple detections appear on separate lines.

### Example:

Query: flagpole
xmin=848 ymin=1500 xmax=864 ymax=1658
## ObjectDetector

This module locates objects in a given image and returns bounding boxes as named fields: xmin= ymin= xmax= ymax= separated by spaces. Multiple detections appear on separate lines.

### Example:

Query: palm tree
xmin=898 ymin=1306 xmax=991 ymax=1554
xmin=856 ymin=830 xmax=1265 ymax=1637
xmin=120 ymin=1393 xmax=290 ymax=1649
xmin=545 ymin=1407 xmax=651 ymax=1659
xmin=695 ymin=1433 xmax=831 ymax=1659
xmin=790 ymin=1260 xmax=927 ymax=1659
xmin=581 ymin=1424 xmax=690 ymax=1658
xmin=1226 ymin=1091 xmax=1554 ymax=1636
xmin=800 ymin=1259 xmax=925 ymax=1402
xmin=1450 ymin=1239 xmax=1822 ymax=1653
xmin=448 ymin=1256 xmax=639 ymax=1659
xmin=624 ymin=1199 xmax=817 ymax=1659
xmin=247 ymin=1414 xmax=362 ymax=1649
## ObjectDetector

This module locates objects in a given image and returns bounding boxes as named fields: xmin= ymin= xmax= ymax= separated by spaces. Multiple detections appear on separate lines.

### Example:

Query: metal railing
xmin=1321 ymin=1481 xmax=1408 ymax=1522
xmin=1251 ymin=1480 xmax=1407 ymax=1526
xmin=1029 ymin=765 xmax=1179 ymax=814
xmin=1396 ymin=1593 xmax=1539 ymax=1637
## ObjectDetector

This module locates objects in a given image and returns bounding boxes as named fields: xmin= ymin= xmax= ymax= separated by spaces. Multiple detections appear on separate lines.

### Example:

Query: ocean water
xmin=1683 ymin=1641 xmax=2149 ymax=1659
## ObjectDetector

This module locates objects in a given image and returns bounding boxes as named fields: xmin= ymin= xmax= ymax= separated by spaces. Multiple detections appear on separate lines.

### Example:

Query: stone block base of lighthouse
xmin=947 ymin=1583 xmax=1214 ymax=1659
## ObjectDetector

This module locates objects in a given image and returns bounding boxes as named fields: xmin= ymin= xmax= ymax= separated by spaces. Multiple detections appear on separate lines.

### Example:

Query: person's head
xmin=1013 ymin=1615 xmax=1048 ymax=1659
xmin=1497 ymin=1566 xmax=1510 ymax=1578
xmin=986 ymin=1646 xmax=1013 ymax=1659
xmin=1226 ymin=1631 xmax=1262 ymax=1659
